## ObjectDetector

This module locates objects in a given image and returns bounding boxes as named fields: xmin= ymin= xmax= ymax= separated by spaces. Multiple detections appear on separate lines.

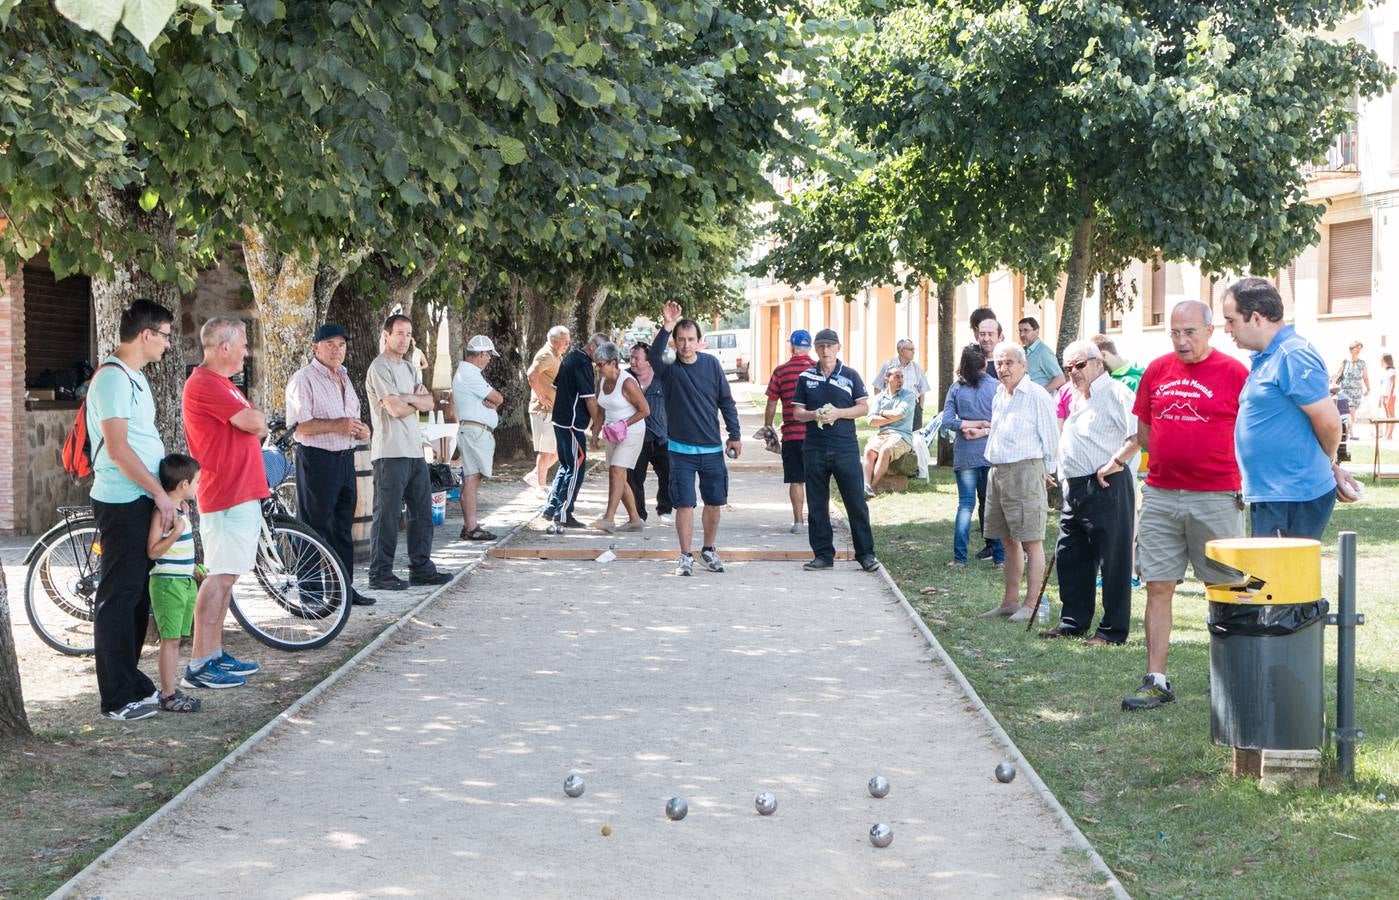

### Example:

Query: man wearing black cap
xmin=285 ymin=323 xmax=376 ymax=606
xmin=792 ymin=329 xmax=880 ymax=572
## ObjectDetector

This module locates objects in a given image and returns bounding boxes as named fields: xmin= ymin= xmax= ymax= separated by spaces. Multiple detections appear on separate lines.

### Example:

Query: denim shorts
xmin=668 ymin=450 xmax=728 ymax=508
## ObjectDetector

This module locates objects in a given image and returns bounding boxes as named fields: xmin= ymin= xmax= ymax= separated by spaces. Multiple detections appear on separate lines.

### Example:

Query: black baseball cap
xmin=314 ymin=323 xmax=349 ymax=342
xmin=813 ymin=328 xmax=840 ymax=346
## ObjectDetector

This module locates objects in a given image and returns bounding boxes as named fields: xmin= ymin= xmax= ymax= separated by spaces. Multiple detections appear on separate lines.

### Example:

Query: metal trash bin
xmin=1204 ymin=538 xmax=1327 ymax=750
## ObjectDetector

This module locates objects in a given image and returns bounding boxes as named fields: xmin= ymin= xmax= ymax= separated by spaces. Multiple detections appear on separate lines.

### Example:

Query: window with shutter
xmin=21 ymin=263 xmax=92 ymax=387
xmin=1327 ymin=219 xmax=1373 ymax=316
xmin=1148 ymin=261 xmax=1166 ymax=326
xmin=1275 ymin=264 xmax=1297 ymax=320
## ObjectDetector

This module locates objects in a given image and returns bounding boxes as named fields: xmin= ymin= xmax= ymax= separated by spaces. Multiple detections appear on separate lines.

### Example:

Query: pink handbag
xmin=602 ymin=419 xmax=629 ymax=444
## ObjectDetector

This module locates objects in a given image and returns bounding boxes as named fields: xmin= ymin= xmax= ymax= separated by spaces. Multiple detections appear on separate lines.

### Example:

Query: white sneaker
xmin=675 ymin=552 xmax=695 ymax=576
xmin=863 ymin=483 xmax=876 ymax=498
xmin=701 ymin=548 xmax=725 ymax=573
xmin=789 ymin=522 xmax=806 ymax=534
xmin=522 ymin=471 xmax=540 ymax=489
xmin=659 ymin=513 xmax=674 ymax=525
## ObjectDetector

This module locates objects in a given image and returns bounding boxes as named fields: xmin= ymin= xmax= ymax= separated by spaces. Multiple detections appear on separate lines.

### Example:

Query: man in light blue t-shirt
xmin=862 ymin=368 xmax=916 ymax=496
xmin=86 ymin=299 xmax=179 ymax=721
xmin=1018 ymin=317 xmax=1065 ymax=393
xmin=1222 ymin=277 xmax=1350 ymax=539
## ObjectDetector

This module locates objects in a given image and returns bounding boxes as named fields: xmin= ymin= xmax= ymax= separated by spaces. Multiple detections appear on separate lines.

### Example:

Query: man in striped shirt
xmin=981 ymin=342 xmax=1060 ymax=622
xmin=286 ymin=323 xmax=375 ymax=606
xmin=764 ymin=329 xmax=814 ymax=533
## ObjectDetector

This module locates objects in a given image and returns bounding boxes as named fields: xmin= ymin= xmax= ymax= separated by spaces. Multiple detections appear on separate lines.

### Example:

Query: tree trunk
xmin=0 ymin=573 xmax=32 ymax=741
xmin=410 ymin=300 xmax=435 ymax=389
xmin=484 ymin=278 xmax=558 ymax=462
xmin=241 ymin=224 xmax=320 ymax=415
xmin=1056 ymin=193 xmax=1096 ymax=357
xmin=91 ymin=185 xmax=186 ymax=453
xmin=572 ymin=282 xmax=610 ymax=340
xmin=934 ymin=278 xmax=957 ymax=467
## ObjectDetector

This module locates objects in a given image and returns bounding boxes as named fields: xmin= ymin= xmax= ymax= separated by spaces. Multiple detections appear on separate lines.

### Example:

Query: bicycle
xmin=24 ymin=432 xmax=351 ymax=655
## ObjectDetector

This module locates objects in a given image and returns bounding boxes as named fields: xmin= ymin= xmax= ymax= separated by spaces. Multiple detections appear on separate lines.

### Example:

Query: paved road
xmin=66 ymin=447 xmax=1107 ymax=897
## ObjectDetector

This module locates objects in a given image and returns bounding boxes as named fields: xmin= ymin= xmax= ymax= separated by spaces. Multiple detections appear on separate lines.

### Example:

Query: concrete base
xmin=1231 ymin=748 xmax=1322 ymax=789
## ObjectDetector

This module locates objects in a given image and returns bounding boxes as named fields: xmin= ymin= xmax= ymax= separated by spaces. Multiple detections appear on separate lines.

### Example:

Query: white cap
xmin=466 ymin=335 xmax=499 ymax=357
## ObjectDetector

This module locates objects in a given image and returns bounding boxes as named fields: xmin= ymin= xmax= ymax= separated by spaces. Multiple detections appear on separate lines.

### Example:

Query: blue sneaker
xmin=215 ymin=650 xmax=260 ymax=675
xmin=1131 ymin=577 xmax=1143 ymax=589
xmin=181 ymin=661 xmax=246 ymax=690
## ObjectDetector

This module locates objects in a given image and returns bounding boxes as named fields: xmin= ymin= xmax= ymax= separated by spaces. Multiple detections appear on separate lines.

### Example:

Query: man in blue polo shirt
xmin=648 ymin=301 xmax=742 ymax=576
xmin=1019 ymin=317 xmax=1065 ymax=393
xmin=1222 ymin=277 xmax=1348 ymax=538
xmin=792 ymin=329 xmax=880 ymax=573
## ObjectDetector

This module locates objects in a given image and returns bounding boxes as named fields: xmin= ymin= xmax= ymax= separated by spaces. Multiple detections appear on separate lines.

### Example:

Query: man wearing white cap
xmin=453 ymin=335 xmax=504 ymax=541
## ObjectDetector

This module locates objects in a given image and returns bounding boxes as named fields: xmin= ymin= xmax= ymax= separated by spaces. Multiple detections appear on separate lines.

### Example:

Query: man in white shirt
xmin=1042 ymin=340 xmax=1140 ymax=645
xmin=981 ymin=342 xmax=1059 ymax=622
xmin=453 ymin=335 xmax=505 ymax=541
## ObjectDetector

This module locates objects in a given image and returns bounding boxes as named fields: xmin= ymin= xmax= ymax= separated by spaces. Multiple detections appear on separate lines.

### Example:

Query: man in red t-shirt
xmin=764 ymin=330 xmax=815 ymax=532
xmin=180 ymin=318 xmax=270 ymax=690
xmin=1123 ymin=300 xmax=1248 ymax=712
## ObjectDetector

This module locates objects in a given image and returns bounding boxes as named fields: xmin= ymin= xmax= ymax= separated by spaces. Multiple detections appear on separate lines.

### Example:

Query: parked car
xmin=700 ymin=329 xmax=750 ymax=380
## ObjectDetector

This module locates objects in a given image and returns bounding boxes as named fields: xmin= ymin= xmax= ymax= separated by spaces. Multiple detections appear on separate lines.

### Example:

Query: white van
xmin=700 ymin=329 xmax=750 ymax=380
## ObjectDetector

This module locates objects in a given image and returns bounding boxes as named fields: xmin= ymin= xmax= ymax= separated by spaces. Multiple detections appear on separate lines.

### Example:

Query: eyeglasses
xmin=1064 ymin=360 xmax=1092 ymax=372
xmin=149 ymin=328 xmax=172 ymax=341
xmin=1168 ymin=328 xmax=1202 ymax=340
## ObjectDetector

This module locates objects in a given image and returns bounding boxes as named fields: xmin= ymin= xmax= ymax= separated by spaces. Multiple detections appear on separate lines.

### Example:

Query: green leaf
xmin=53 ymin=0 xmax=123 ymax=41
xmin=121 ymin=0 xmax=178 ymax=50
xmin=497 ymin=136 xmax=527 ymax=166
xmin=383 ymin=147 xmax=409 ymax=183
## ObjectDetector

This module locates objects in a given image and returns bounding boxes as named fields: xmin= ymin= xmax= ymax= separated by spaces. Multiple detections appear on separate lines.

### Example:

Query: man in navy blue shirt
xmin=648 ymin=301 xmax=742 ymax=577
xmin=1221 ymin=277 xmax=1351 ymax=538
xmin=543 ymin=333 xmax=603 ymax=528
xmin=792 ymin=329 xmax=880 ymax=572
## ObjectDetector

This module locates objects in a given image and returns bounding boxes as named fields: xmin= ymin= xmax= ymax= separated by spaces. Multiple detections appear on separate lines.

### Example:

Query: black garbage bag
xmin=1208 ymin=599 xmax=1328 ymax=637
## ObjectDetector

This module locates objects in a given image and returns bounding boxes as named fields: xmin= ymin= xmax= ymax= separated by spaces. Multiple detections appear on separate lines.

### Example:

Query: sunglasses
xmin=1064 ymin=360 xmax=1092 ymax=372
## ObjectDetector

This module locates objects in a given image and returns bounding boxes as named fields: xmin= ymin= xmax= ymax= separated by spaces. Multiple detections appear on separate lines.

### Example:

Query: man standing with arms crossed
xmin=181 ymin=318 xmax=268 ymax=689
xmin=526 ymin=326 xmax=570 ymax=492
xmin=1124 ymin=300 xmax=1249 ymax=711
xmin=285 ymin=323 xmax=375 ymax=606
xmin=365 ymin=314 xmax=453 ymax=590
xmin=764 ymin=329 xmax=814 ymax=533
xmin=1221 ymin=277 xmax=1351 ymax=538
xmin=648 ymin=302 xmax=742 ymax=576
xmin=87 ymin=299 xmax=178 ymax=720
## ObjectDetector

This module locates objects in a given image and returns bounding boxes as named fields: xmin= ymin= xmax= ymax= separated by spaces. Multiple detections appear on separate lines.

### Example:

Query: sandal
xmin=159 ymin=690 xmax=202 ymax=713
xmin=461 ymin=526 xmax=497 ymax=541
xmin=946 ymin=561 xmax=966 ymax=568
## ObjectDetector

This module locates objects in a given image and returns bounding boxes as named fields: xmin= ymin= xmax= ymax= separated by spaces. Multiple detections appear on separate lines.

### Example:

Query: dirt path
xmin=64 ymin=451 xmax=1109 ymax=898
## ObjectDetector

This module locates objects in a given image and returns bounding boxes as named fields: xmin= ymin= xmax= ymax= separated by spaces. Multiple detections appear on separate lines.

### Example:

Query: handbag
xmin=602 ymin=419 xmax=629 ymax=444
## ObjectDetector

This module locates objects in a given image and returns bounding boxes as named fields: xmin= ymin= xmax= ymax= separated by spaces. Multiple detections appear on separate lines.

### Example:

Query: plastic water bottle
xmin=1036 ymin=599 xmax=1050 ymax=624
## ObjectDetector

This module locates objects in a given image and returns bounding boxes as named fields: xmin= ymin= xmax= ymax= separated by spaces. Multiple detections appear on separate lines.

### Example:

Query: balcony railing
xmin=1300 ymin=130 xmax=1359 ymax=177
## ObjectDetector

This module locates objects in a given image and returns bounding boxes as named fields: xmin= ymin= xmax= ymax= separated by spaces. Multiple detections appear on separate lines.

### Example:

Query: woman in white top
xmin=590 ymin=341 xmax=650 ymax=531
xmin=1381 ymin=353 xmax=1396 ymax=439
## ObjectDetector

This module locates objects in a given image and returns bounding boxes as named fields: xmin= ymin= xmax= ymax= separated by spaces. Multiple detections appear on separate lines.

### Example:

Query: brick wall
xmin=0 ymin=262 xmax=29 ymax=534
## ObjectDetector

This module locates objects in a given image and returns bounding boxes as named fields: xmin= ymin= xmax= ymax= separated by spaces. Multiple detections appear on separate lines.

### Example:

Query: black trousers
xmin=1055 ymin=469 xmax=1135 ymax=643
xmin=369 ymin=457 xmax=435 ymax=580
xmin=92 ymin=497 xmax=157 ymax=713
xmin=804 ymin=445 xmax=875 ymax=561
xmin=545 ymin=426 xmax=586 ymax=521
xmin=627 ymin=432 xmax=673 ymax=520
xmin=296 ymin=445 xmax=357 ymax=580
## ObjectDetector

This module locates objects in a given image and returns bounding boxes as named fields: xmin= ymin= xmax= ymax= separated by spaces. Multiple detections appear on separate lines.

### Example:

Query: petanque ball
xmin=665 ymin=797 xmax=688 ymax=821
xmin=995 ymin=762 xmax=1017 ymax=784
xmin=754 ymin=792 xmax=778 ymax=815
xmin=564 ymin=774 xmax=586 ymax=798
xmin=601 ymin=824 xmax=612 ymax=836
xmin=869 ymin=823 xmax=894 ymax=848
xmin=868 ymin=775 xmax=890 ymax=798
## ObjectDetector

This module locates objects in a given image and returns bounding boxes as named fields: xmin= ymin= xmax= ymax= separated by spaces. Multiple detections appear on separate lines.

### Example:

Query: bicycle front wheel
xmin=24 ymin=519 xmax=101 ymax=655
xmin=230 ymin=518 xmax=350 ymax=651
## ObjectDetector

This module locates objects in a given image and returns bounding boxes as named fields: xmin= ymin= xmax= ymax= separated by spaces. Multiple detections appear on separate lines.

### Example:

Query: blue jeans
xmin=1250 ymin=490 xmax=1336 ymax=540
xmin=954 ymin=466 xmax=1003 ymax=564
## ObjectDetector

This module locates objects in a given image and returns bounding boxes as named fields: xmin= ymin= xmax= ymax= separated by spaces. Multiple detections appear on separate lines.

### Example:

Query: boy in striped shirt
xmin=146 ymin=453 xmax=204 ymax=713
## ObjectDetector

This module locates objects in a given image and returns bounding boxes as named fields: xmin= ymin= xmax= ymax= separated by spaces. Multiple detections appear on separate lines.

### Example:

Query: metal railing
xmin=1299 ymin=130 xmax=1359 ymax=177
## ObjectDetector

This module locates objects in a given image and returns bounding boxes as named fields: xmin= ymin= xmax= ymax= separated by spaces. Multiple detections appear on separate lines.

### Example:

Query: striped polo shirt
xmin=151 ymin=511 xmax=197 ymax=578
xmin=766 ymin=353 xmax=815 ymax=443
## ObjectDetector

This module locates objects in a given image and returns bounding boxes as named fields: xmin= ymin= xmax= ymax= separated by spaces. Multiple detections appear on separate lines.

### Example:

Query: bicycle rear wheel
xmin=24 ymin=519 xmax=101 ymax=655
xmin=230 ymin=518 xmax=350 ymax=651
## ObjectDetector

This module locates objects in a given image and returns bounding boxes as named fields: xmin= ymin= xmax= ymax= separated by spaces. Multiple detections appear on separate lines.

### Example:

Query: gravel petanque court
xmin=65 ymin=470 xmax=1107 ymax=898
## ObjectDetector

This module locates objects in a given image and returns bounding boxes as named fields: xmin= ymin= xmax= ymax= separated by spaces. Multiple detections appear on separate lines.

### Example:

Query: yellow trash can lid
xmin=1204 ymin=537 xmax=1322 ymax=605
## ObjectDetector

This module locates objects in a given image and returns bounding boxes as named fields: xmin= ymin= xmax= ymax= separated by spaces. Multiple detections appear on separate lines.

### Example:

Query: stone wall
xmin=26 ymin=408 xmax=89 ymax=535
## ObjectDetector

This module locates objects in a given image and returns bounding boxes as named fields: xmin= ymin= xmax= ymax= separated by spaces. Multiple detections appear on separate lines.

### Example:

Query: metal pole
xmin=1335 ymin=531 xmax=1363 ymax=782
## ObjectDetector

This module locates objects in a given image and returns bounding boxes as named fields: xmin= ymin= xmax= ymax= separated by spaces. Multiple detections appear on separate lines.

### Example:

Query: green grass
xmin=870 ymin=472 xmax=1399 ymax=898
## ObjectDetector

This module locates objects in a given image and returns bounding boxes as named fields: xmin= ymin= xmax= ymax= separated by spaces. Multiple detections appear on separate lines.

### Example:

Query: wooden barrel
xmin=351 ymin=447 xmax=374 ymax=564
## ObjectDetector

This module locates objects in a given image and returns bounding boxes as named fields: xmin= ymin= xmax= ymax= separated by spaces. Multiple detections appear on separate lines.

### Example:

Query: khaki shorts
xmin=985 ymin=458 xmax=1047 ymax=542
xmin=1136 ymin=486 xmax=1245 ymax=584
xmin=867 ymin=431 xmax=911 ymax=460
xmin=457 ymin=423 xmax=496 ymax=478
xmin=531 ymin=411 xmax=557 ymax=454
xmin=604 ymin=424 xmax=645 ymax=469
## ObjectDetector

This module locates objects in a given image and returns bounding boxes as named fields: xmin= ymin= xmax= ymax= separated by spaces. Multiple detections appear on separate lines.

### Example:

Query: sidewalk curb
xmin=49 ymin=505 xmax=538 ymax=900
xmin=875 ymin=563 xmax=1131 ymax=899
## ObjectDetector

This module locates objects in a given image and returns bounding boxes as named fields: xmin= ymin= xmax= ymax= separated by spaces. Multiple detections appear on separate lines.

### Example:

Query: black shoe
xmin=410 ymin=570 xmax=453 ymax=586
xmin=560 ymin=517 xmax=587 ymax=529
xmin=1122 ymin=675 xmax=1175 ymax=711
xmin=858 ymin=555 xmax=881 ymax=572
xmin=351 ymin=591 xmax=377 ymax=606
xmin=975 ymin=544 xmax=995 ymax=561
xmin=368 ymin=575 xmax=408 ymax=591
xmin=802 ymin=557 xmax=834 ymax=570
